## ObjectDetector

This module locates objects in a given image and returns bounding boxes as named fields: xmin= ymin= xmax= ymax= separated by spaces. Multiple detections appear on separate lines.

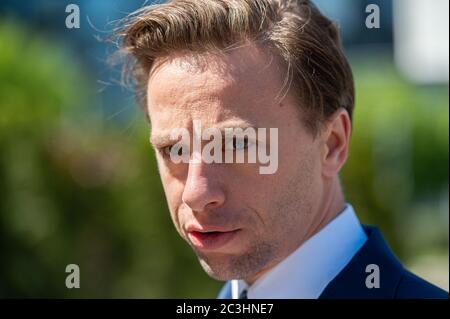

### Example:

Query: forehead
xmin=146 ymin=45 xmax=288 ymax=132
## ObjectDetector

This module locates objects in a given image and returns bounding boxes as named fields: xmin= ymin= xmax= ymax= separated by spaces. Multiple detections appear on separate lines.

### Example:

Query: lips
xmin=186 ymin=227 xmax=240 ymax=251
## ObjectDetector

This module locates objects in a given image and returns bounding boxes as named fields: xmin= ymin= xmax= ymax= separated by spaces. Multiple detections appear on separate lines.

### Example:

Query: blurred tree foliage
xmin=343 ymin=58 xmax=449 ymax=259
xmin=0 ymin=21 xmax=448 ymax=297
xmin=0 ymin=20 xmax=220 ymax=298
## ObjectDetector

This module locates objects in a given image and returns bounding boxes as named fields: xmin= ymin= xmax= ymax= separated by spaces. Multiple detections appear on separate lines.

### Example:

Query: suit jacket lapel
xmin=319 ymin=226 xmax=404 ymax=299
xmin=218 ymin=226 xmax=406 ymax=299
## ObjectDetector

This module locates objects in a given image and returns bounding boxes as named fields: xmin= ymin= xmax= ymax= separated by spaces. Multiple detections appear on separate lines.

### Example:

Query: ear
xmin=320 ymin=108 xmax=352 ymax=178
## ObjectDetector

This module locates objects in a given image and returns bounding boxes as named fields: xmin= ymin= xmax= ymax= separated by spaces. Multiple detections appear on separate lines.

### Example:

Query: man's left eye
xmin=223 ymin=136 xmax=252 ymax=151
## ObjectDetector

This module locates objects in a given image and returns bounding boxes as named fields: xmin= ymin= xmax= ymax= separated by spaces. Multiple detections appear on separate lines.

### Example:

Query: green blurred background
xmin=0 ymin=0 xmax=448 ymax=297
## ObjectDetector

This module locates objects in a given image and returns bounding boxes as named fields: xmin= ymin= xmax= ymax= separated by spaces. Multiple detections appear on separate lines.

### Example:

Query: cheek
xmin=163 ymin=180 xmax=183 ymax=212
xmin=261 ymin=148 xmax=319 ymax=232
xmin=158 ymin=168 xmax=186 ymax=224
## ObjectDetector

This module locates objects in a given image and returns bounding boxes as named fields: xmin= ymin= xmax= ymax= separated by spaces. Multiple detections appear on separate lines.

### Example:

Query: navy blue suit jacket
xmin=218 ymin=226 xmax=448 ymax=299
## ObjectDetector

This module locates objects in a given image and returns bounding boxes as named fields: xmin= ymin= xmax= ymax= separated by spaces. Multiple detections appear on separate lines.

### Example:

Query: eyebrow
xmin=150 ymin=119 xmax=256 ymax=148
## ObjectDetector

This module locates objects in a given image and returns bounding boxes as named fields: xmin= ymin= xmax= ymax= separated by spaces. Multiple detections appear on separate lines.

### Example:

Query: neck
xmin=307 ymin=177 xmax=346 ymax=241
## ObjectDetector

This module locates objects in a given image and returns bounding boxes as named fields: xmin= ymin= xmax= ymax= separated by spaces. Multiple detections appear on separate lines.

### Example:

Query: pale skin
xmin=147 ymin=44 xmax=351 ymax=285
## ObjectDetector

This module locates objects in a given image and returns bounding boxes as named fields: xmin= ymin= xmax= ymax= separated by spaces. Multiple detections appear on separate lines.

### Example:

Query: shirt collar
xmin=232 ymin=203 xmax=367 ymax=299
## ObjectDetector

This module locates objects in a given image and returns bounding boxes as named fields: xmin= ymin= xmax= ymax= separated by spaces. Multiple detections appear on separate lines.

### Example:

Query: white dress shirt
xmin=231 ymin=204 xmax=367 ymax=299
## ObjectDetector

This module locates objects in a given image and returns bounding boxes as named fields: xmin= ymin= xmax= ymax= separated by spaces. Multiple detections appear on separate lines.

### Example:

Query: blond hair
xmin=118 ymin=0 xmax=354 ymax=133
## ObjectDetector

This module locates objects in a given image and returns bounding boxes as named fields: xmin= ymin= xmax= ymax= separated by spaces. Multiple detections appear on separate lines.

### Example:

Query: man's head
xmin=119 ymin=0 xmax=354 ymax=283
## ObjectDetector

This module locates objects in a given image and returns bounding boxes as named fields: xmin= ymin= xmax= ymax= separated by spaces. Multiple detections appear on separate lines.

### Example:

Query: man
xmin=119 ymin=0 xmax=448 ymax=298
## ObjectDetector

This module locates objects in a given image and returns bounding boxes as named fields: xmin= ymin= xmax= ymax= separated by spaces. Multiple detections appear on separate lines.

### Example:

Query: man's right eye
xmin=161 ymin=144 xmax=184 ymax=158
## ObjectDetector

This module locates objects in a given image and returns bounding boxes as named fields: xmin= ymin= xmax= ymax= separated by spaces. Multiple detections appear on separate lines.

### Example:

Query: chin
xmin=194 ymin=241 xmax=276 ymax=281
xmin=197 ymin=256 xmax=237 ymax=281
xmin=196 ymin=254 xmax=263 ymax=282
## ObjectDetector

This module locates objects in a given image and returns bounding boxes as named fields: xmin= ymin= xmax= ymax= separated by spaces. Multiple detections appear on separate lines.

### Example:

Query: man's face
xmin=147 ymin=45 xmax=326 ymax=283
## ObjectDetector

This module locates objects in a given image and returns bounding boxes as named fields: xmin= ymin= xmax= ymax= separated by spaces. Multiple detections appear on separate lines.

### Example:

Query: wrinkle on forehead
xmin=147 ymin=45 xmax=285 ymax=103
xmin=146 ymin=44 xmax=292 ymax=134
xmin=149 ymin=42 xmax=282 ymax=78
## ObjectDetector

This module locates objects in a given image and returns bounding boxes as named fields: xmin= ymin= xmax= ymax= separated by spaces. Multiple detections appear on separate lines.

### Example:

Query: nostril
xmin=182 ymin=182 xmax=225 ymax=212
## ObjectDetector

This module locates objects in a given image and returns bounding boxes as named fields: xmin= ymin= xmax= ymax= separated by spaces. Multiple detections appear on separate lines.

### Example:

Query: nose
xmin=182 ymin=160 xmax=226 ymax=213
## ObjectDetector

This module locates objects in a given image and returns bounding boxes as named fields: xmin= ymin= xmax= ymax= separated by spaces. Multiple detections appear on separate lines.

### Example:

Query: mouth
xmin=187 ymin=228 xmax=241 ymax=251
